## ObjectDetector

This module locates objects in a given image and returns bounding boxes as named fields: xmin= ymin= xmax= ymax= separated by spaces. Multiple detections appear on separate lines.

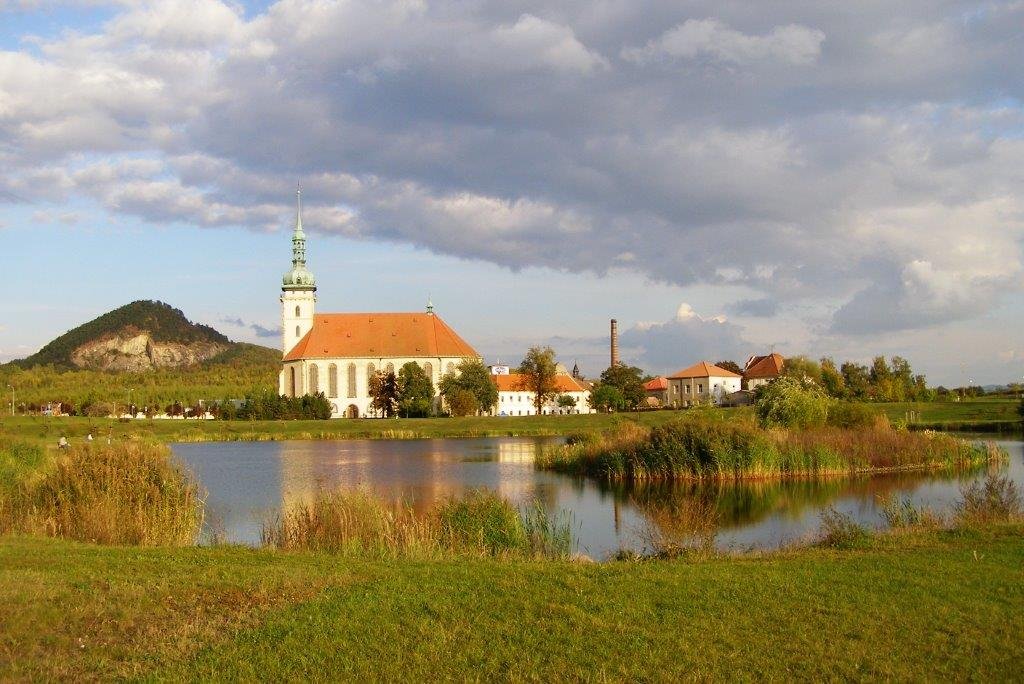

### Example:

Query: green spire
xmin=282 ymin=184 xmax=316 ymax=290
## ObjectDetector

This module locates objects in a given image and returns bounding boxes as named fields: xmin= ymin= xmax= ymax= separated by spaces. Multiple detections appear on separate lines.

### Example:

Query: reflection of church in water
xmin=278 ymin=189 xmax=481 ymax=418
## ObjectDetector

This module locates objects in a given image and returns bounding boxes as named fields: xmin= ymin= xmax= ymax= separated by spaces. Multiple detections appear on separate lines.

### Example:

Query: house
xmin=491 ymin=372 xmax=594 ymax=416
xmin=666 ymin=361 xmax=742 ymax=407
xmin=743 ymin=353 xmax=785 ymax=390
xmin=643 ymin=376 xmax=669 ymax=407
xmin=278 ymin=190 xmax=480 ymax=418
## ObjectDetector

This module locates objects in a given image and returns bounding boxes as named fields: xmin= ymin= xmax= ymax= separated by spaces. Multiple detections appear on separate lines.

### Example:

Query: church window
xmin=366 ymin=363 xmax=376 ymax=391
xmin=347 ymin=363 xmax=357 ymax=398
xmin=446 ymin=362 xmax=455 ymax=375
xmin=423 ymin=362 xmax=433 ymax=380
xmin=290 ymin=367 xmax=298 ymax=397
xmin=295 ymin=325 xmax=300 ymax=338
xmin=385 ymin=362 xmax=395 ymax=375
xmin=328 ymin=364 xmax=338 ymax=398
xmin=308 ymin=364 xmax=319 ymax=395
xmin=295 ymin=305 xmax=300 ymax=317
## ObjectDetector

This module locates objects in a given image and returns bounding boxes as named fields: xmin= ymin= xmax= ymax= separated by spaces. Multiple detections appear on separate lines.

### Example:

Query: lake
xmin=172 ymin=435 xmax=1024 ymax=559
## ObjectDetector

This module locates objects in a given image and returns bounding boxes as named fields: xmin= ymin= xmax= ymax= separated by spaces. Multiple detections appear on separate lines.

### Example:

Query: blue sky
xmin=2 ymin=0 xmax=1023 ymax=385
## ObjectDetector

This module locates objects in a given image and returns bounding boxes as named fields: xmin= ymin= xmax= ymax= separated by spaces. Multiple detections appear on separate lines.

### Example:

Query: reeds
xmin=0 ymin=440 xmax=204 ymax=546
xmin=955 ymin=472 xmax=1022 ymax=526
xmin=538 ymin=417 xmax=1006 ymax=482
xmin=261 ymin=488 xmax=574 ymax=559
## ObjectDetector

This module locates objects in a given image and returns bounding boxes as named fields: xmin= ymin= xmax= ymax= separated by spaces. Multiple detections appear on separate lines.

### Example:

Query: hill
xmin=17 ymin=301 xmax=233 ymax=371
xmin=1 ymin=302 xmax=282 ymax=412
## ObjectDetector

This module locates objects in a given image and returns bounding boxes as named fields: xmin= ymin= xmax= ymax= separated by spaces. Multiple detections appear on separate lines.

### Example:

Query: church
xmin=278 ymin=190 xmax=481 ymax=418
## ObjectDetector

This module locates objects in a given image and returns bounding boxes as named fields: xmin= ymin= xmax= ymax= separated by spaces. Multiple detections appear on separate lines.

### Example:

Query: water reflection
xmin=172 ymin=436 xmax=1023 ymax=559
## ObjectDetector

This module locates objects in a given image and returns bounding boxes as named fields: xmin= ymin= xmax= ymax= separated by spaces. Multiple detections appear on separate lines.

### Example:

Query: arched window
xmin=295 ymin=325 xmax=300 ymax=338
xmin=291 ymin=367 xmax=299 ymax=397
xmin=366 ymin=363 xmax=376 ymax=391
xmin=308 ymin=364 xmax=319 ymax=395
xmin=423 ymin=362 xmax=433 ymax=380
xmin=328 ymin=364 xmax=338 ymax=398
xmin=446 ymin=362 xmax=455 ymax=375
xmin=295 ymin=305 xmax=300 ymax=317
xmin=347 ymin=363 xmax=357 ymax=398
xmin=385 ymin=362 xmax=395 ymax=375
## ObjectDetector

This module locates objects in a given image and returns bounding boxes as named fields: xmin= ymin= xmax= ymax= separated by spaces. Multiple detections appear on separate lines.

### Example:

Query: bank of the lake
xmin=0 ymin=398 xmax=1019 ymax=446
xmin=2 ymin=524 xmax=1021 ymax=680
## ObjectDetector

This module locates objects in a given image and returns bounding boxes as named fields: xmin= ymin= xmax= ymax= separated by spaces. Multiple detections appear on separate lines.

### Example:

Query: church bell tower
xmin=280 ymin=185 xmax=316 ymax=356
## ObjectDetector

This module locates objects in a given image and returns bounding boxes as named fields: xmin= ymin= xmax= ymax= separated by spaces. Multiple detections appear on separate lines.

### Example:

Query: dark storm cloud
xmin=3 ymin=0 xmax=1024 ymax=336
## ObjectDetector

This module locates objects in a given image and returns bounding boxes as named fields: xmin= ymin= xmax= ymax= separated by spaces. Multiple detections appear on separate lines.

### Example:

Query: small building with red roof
xmin=666 ymin=361 xmax=742 ymax=407
xmin=743 ymin=353 xmax=785 ymax=390
xmin=643 ymin=376 xmax=670 ymax=407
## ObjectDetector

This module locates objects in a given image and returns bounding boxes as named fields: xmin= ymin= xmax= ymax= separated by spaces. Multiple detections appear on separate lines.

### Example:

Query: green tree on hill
xmin=754 ymin=375 xmax=831 ymax=429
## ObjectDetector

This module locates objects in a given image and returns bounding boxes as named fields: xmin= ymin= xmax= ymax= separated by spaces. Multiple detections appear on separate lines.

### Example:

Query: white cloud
xmin=622 ymin=19 xmax=825 ymax=66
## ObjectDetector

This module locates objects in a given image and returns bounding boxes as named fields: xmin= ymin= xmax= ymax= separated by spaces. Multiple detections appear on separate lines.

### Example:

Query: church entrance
xmin=346 ymin=404 xmax=359 ymax=419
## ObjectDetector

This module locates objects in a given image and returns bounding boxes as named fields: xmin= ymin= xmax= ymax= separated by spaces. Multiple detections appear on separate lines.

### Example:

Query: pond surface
xmin=172 ymin=435 xmax=1024 ymax=559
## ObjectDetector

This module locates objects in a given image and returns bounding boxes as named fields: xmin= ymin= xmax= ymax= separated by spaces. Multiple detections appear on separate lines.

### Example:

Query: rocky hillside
xmin=18 ymin=301 xmax=242 ymax=372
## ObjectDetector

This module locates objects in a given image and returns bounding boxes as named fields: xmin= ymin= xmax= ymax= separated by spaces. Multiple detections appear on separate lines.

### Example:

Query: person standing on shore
xmin=58 ymin=435 xmax=68 ymax=451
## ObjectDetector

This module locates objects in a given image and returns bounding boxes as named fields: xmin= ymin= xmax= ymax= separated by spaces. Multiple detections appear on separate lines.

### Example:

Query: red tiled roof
xmin=493 ymin=373 xmax=588 ymax=393
xmin=644 ymin=377 xmax=668 ymax=391
xmin=744 ymin=353 xmax=785 ymax=379
xmin=667 ymin=361 xmax=742 ymax=379
xmin=284 ymin=313 xmax=478 ymax=361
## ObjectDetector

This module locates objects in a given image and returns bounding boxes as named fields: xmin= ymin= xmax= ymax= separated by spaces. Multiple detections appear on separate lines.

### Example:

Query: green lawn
xmin=0 ymin=398 xmax=1018 ymax=447
xmin=1 ymin=526 xmax=1021 ymax=680
xmin=876 ymin=398 xmax=1022 ymax=430
xmin=0 ymin=411 xmax=691 ymax=445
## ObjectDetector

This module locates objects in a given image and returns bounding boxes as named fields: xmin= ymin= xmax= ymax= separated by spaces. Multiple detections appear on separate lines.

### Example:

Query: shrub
xmin=637 ymin=495 xmax=719 ymax=558
xmin=3 ymin=441 xmax=204 ymax=545
xmin=818 ymin=507 xmax=868 ymax=548
xmin=827 ymin=402 xmax=880 ymax=429
xmin=447 ymin=389 xmax=479 ymax=417
xmin=755 ymin=376 xmax=832 ymax=429
xmin=877 ymin=494 xmax=942 ymax=529
xmin=955 ymin=472 xmax=1022 ymax=526
xmin=262 ymin=488 xmax=572 ymax=559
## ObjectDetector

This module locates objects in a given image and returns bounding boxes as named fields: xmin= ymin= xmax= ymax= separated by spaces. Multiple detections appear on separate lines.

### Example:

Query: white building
xmin=666 ymin=361 xmax=742 ymax=407
xmin=278 ymin=189 xmax=480 ymax=418
xmin=490 ymin=372 xmax=594 ymax=416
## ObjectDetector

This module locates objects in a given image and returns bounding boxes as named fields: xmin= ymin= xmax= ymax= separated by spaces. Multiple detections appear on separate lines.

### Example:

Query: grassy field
xmin=0 ymin=525 xmax=1021 ymax=680
xmin=0 ymin=411 xmax=688 ymax=445
xmin=878 ymin=398 xmax=1022 ymax=431
xmin=0 ymin=398 xmax=1018 ymax=446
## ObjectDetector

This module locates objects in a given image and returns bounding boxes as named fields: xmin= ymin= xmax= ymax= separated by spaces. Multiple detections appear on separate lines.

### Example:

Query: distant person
xmin=57 ymin=436 xmax=68 ymax=451
xmin=86 ymin=432 xmax=94 ymax=442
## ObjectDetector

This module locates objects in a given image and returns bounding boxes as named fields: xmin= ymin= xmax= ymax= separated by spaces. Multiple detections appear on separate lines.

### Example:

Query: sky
xmin=1 ymin=0 xmax=1022 ymax=386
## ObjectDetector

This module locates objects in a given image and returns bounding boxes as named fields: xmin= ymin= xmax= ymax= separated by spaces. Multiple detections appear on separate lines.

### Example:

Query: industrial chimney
xmin=610 ymin=319 xmax=619 ymax=368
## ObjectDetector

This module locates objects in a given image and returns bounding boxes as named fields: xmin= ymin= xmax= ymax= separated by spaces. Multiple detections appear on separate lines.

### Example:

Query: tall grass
xmin=538 ymin=417 xmax=1005 ymax=482
xmin=0 ymin=440 xmax=204 ymax=546
xmin=262 ymin=488 xmax=573 ymax=559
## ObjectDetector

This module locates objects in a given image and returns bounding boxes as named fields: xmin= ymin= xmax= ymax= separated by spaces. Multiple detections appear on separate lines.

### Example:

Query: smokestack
xmin=610 ymin=319 xmax=619 ymax=368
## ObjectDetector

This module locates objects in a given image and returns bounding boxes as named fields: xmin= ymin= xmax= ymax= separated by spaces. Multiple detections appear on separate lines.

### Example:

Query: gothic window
xmin=308 ymin=364 xmax=319 ymax=395
xmin=295 ymin=325 xmax=300 ymax=338
xmin=347 ymin=363 xmax=357 ymax=398
xmin=295 ymin=305 xmax=300 ymax=317
xmin=423 ymin=362 xmax=433 ymax=380
xmin=366 ymin=363 xmax=376 ymax=391
xmin=328 ymin=364 xmax=338 ymax=398
xmin=446 ymin=362 xmax=455 ymax=375
xmin=291 ymin=367 xmax=299 ymax=397
xmin=385 ymin=362 xmax=395 ymax=375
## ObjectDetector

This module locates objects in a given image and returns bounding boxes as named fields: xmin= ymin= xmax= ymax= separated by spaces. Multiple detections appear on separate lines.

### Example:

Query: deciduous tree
xmin=518 ymin=346 xmax=560 ymax=414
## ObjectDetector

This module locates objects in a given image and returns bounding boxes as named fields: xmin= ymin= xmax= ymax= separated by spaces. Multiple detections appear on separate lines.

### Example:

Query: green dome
xmin=283 ymin=264 xmax=316 ymax=289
